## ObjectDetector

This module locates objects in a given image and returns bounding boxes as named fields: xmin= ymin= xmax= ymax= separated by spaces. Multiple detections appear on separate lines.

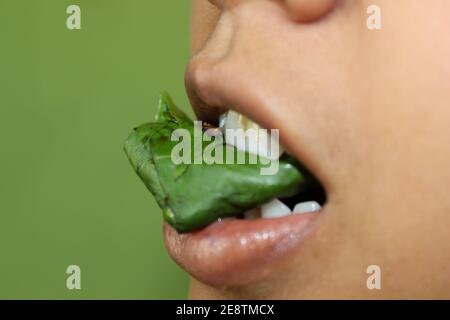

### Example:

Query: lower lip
xmin=163 ymin=211 xmax=321 ymax=287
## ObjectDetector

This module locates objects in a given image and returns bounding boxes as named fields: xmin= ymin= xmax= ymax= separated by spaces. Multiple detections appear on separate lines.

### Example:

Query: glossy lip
xmin=164 ymin=210 xmax=322 ymax=287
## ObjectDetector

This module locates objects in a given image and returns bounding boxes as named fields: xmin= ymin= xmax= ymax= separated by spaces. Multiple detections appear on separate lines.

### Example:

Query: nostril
xmin=284 ymin=0 xmax=337 ymax=22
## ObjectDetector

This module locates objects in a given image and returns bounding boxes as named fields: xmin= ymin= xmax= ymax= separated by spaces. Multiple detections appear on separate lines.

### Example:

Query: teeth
xmin=261 ymin=199 xmax=292 ymax=219
xmin=219 ymin=110 xmax=284 ymax=160
xmin=248 ymin=200 xmax=322 ymax=220
xmin=292 ymin=201 xmax=321 ymax=214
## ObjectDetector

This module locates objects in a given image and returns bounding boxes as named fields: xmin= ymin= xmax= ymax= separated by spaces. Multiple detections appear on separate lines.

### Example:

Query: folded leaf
xmin=124 ymin=92 xmax=309 ymax=232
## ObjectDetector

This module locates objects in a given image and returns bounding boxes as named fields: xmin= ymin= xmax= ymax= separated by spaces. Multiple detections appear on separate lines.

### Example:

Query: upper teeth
xmin=260 ymin=199 xmax=321 ymax=219
xmin=219 ymin=110 xmax=285 ymax=160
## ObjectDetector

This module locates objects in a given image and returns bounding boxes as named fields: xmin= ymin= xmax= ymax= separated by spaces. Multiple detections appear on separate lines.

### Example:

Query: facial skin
xmin=184 ymin=0 xmax=450 ymax=299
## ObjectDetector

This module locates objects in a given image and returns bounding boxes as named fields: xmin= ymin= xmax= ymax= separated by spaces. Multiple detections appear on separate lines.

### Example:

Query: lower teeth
xmin=293 ymin=201 xmax=321 ymax=214
xmin=261 ymin=199 xmax=291 ymax=219
xmin=242 ymin=199 xmax=322 ymax=220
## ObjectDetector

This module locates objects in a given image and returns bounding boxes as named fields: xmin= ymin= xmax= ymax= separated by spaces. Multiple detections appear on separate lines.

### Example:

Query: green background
xmin=0 ymin=0 xmax=192 ymax=299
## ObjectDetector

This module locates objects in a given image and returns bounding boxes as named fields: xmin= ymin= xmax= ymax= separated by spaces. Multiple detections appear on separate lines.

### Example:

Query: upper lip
xmin=161 ymin=59 xmax=327 ymax=288
xmin=184 ymin=55 xmax=311 ymax=160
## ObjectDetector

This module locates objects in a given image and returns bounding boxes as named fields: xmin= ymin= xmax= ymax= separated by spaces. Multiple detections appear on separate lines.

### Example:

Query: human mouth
xmin=125 ymin=93 xmax=322 ymax=233
xmin=163 ymin=103 xmax=327 ymax=287
xmin=124 ymin=92 xmax=327 ymax=286
xmin=218 ymin=109 xmax=324 ymax=220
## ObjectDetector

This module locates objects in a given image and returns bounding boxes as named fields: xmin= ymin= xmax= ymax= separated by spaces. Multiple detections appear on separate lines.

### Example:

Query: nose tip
xmin=185 ymin=57 xmax=226 ymax=123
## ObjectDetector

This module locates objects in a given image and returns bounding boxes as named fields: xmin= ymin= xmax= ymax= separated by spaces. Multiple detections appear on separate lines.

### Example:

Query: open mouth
xmin=163 ymin=108 xmax=327 ymax=287
xmin=219 ymin=109 xmax=327 ymax=220
xmin=124 ymin=93 xmax=328 ymax=287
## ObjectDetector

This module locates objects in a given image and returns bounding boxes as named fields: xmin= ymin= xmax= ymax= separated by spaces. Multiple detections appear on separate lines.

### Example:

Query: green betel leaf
xmin=124 ymin=93 xmax=309 ymax=232
xmin=155 ymin=91 xmax=192 ymax=125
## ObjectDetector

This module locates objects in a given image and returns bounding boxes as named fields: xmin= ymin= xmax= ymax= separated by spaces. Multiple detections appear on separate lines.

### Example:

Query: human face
xmin=168 ymin=0 xmax=450 ymax=299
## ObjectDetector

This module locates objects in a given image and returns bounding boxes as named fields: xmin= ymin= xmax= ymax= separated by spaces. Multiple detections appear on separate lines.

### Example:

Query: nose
xmin=185 ymin=0 xmax=241 ymax=124
xmin=209 ymin=0 xmax=337 ymax=21
xmin=185 ymin=0 xmax=338 ymax=123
